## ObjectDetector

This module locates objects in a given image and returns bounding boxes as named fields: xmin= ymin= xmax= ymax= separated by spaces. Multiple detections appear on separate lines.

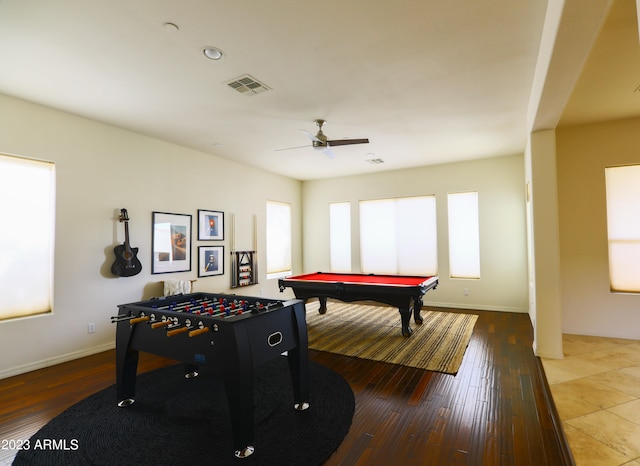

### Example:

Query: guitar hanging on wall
xmin=111 ymin=208 xmax=142 ymax=277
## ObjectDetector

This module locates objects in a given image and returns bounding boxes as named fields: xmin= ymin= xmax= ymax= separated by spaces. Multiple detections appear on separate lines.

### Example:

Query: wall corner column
xmin=525 ymin=130 xmax=564 ymax=359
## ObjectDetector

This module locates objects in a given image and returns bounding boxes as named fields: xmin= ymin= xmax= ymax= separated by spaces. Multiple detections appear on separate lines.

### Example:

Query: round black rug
xmin=14 ymin=357 xmax=354 ymax=466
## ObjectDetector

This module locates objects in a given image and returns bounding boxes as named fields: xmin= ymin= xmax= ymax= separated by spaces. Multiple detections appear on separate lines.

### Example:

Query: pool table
xmin=278 ymin=272 xmax=438 ymax=336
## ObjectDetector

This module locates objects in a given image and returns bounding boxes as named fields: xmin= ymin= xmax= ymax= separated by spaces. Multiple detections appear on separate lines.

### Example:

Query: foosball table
xmin=112 ymin=292 xmax=309 ymax=459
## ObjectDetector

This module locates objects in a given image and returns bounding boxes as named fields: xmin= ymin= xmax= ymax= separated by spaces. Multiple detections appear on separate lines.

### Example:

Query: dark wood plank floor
xmin=0 ymin=308 xmax=572 ymax=465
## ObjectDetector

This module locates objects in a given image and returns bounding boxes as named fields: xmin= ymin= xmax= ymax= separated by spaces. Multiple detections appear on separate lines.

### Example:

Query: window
xmin=0 ymin=154 xmax=55 ymax=320
xmin=448 ymin=191 xmax=480 ymax=279
xmin=359 ymin=196 xmax=437 ymax=275
xmin=605 ymin=165 xmax=640 ymax=292
xmin=266 ymin=201 xmax=292 ymax=278
xmin=329 ymin=202 xmax=351 ymax=272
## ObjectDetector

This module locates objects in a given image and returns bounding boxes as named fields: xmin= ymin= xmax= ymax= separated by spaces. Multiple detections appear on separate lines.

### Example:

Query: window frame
xmin=329 ymin=202 xmax=352 ymax=272
xmin=0 ymin=153 xmax=55 ymax=321
xmin=605 ymin=164 xmax=640 ymax=293
xmin=265 ymin=200 xmax=292 ymax=279
xmin=358 ymin=195 xmax=438 ymax=276
xmin=447 ymin=191 xmax=481 ymax=280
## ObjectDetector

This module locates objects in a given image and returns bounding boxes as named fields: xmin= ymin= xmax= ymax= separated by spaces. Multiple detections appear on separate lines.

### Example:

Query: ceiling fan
xmin=277 ymin=119 xmax=369 ymax=158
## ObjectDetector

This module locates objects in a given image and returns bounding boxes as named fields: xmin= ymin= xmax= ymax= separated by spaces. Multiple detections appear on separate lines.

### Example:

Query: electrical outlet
xmin=463 ymin=288 xmax=470 ymax=296
xmin=88 ymin=322 xmax=96 ymax=334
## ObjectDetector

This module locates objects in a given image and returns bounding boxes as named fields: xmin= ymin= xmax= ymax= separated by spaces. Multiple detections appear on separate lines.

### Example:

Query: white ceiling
xmin=0 ymin=0 xmax=637 ymax=180
xmin=558 ymin=0 xmax=640 ymax=127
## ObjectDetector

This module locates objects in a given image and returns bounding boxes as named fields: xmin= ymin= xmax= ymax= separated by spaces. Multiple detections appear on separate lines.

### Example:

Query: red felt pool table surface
xmin=285 ymin=272 xmax=435 ymax=287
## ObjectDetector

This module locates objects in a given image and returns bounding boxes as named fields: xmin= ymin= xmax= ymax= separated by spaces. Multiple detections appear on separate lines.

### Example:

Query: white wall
xmin=299 ymin=154 xmax=529 ymax=313
xmin=557 ymin=117 xmax=640 ymax=340
xmin=0 ymin=94 xmax=302 ymax=378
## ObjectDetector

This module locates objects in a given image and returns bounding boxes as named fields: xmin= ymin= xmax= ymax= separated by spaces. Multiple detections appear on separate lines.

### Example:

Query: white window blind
xmin=330 ymin=202 xmax=351 ymax=272
xmin=359 ymin=196 xmax=437 ymax=275
xmin=266 ymin=201 xmax=292 ymax=278
xmin=448 ymin=191 xmax=480 ymax=279
xmin=605 ymin=165 xmax=640 ymax=292
xmin=0 ymin=154 xmax=55 ymax=320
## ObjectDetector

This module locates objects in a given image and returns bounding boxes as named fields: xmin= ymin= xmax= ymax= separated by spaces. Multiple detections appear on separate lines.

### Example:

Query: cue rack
xmin=230 ymin=213 xmax=258 ymax=288
xmin=231 ymin=251 xmax=257 ymax=288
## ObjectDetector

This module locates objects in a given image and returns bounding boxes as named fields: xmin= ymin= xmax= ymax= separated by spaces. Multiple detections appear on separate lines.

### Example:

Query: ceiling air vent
xmin=366 ymin=158 xmax=385 ymax=165
xmin=226 ymin=74 xmax=271 ymax=95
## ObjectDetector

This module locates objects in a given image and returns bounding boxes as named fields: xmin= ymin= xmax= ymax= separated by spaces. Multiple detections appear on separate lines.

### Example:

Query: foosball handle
xmin=151 ymin=320 xmax=172 ymax=329
xmin=167 ymin=327 xmax=190 ymax=337
xmin=130 ymin=316 xmax=150 ymax=325
xmin=189 ymin=327 xmax=210 ymax=337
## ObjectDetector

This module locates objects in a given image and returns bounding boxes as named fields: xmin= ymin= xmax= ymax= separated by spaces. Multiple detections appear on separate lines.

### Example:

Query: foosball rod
xmin=110 ymin=314 xmax=131 ymax=323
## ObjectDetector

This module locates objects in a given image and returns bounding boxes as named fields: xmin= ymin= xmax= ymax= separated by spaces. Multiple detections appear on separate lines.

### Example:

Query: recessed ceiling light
xmin=163 ymin=22 xmax=179 ymax=32
xmin=203 ymin=47 xmax=224 ymax=60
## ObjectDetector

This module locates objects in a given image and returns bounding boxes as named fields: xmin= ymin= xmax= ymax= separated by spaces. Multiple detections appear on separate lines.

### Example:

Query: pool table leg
xmin=317 ymin=296 xmax=327 ymax=314
xmin=399 ymin=307 xmax=413 ymax=337
xmin=413 ymin=297 xmax=424 ymax=325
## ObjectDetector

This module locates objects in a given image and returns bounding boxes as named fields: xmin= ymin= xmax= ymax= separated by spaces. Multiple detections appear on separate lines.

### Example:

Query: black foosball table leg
xmin=289 ymin=301 xmax=310 ymax=410
xmin=224 ymin=370 xmax=255 ymax=458
xmin=115 ymin=317 xmax=140 ymax=407
xmin=222 ymin=326 xmax=257 ymax=458
xmin=116 ymin=346 xmax=139 ymax=407
xmin=289 ymin=348 xmax=310 ymax=411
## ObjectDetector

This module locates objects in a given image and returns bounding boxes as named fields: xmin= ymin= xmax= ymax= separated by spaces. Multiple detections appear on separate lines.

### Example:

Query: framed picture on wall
xmin=151 ymin=212 xmax=192 ymax=274
xmin=198 ymin=245 xmax=224 ymax=277
xmin=198 ymin=210 xmax=224 ymax=240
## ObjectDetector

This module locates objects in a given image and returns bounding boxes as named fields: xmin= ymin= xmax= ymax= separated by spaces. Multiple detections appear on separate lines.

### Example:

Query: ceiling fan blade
xmin=274 ymin=144 xmax=311 ymax=152
xmin=278 ymin=120 xmax=364 ymax=158
xmin=300 ymin=129 xmax=322 ymax=143
xmin=321 ymin=146 xmax=336 ymax=159
xmin=326 ymin=138 xmax=369 ymax=147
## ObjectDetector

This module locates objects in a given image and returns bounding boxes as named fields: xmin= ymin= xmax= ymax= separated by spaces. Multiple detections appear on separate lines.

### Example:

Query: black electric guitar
xmin=111 ymin=208 xmax=142 ymax=277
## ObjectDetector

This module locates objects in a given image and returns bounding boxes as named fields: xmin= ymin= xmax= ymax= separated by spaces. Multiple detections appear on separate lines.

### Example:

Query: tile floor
xmin=542 ymin=334 xmax=640 ymax=466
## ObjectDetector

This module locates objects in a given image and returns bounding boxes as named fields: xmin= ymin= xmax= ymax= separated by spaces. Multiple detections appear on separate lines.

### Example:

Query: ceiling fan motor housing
xmin=312 ymin=126 xmax=328 ymax=148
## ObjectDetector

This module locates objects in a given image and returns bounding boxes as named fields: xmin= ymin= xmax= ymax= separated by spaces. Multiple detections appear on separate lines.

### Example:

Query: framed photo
xmin=151 ymin=212 xmax=192 ymax=274
xmin=198 ymin=210 xmax=224 ymax=240
xmin=198 ymin=245 xmax=224 ymax=277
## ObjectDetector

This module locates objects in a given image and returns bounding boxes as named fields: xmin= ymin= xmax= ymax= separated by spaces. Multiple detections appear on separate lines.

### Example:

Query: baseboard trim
xmin=321 ymin=298 xmax=528 ymax=314
xmin=427 ymin=301 xmax=528 ymax=313
xmin=0 ymin=342 xmax=115 ymax=379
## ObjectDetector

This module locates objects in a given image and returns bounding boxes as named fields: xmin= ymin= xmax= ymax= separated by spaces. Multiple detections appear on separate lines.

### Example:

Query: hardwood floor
xmin=0 ymin=308 xmax=571 ymax=465
xmin=318 ymin=308 xmax=571 ymax=465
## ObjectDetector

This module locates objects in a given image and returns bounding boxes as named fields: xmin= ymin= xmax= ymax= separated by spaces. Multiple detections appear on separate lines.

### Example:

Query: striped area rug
xmin=305 ymin=301 xmax=478 ymax=375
